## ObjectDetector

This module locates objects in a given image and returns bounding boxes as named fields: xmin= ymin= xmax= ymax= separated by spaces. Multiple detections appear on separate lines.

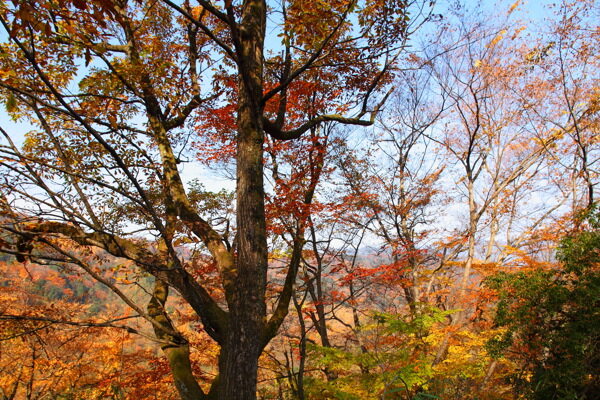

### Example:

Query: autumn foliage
xmin=0 ymin=0 xmax=598 ymax=399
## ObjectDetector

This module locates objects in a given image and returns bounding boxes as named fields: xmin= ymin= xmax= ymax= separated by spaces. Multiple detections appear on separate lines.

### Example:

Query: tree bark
xmin=148 ymin=280 xmax=205 ymax=400
xmin=218 ymin=0 xmax=268 ymax=398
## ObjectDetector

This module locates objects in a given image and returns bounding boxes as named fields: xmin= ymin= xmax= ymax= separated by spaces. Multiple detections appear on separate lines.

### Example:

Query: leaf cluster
xmin=485 ymin=205 xmax=600 ymax=399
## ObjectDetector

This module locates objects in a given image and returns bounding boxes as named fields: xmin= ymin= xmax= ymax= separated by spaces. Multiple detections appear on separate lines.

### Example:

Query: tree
xmin=525 ymin=0 xmax=599 ymax=211
xmin=486 ymin=204 xmax=600 ymax=399
xmin=0 ymin=0 xmax=430 ymax=398
xmin=336 ymin=67 xmax=446 ymax=316
xmin=416 ymin=3 xmax=575 ymax=369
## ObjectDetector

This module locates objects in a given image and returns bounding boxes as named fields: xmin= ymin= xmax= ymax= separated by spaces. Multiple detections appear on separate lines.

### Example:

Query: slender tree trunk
xmin=459 ymin=179 xmax=477 ymax=310
xmin=434 ymin=180 xmax=478 ymax=365
xmin=149 ymin=280 xmax=204 ymax=400
xmin=292 ymin=295 xmax=307 ymax=400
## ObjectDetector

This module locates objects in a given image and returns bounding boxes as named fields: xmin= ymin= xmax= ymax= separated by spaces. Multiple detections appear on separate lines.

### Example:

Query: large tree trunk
xmin=218 ymin=0 xmax=268 ymax=398
xmin=219 ymin=108 xmax=266 ymax=398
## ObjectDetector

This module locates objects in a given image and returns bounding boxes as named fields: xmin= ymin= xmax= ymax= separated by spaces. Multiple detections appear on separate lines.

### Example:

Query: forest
xmin=0 ymin=0 xmax=598 ymax=399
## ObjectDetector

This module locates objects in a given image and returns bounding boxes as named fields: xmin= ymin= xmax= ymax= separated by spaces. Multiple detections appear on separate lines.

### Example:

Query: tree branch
xmin=9 ymin=220 xmax=228 ymax=343
xmin=263 ymin=88 xmax=392 ymax=141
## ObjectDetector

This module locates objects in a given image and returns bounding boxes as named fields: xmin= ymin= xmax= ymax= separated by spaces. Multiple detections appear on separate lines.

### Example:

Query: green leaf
xmin=5 ymin=92 xmax=18 ymax=114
